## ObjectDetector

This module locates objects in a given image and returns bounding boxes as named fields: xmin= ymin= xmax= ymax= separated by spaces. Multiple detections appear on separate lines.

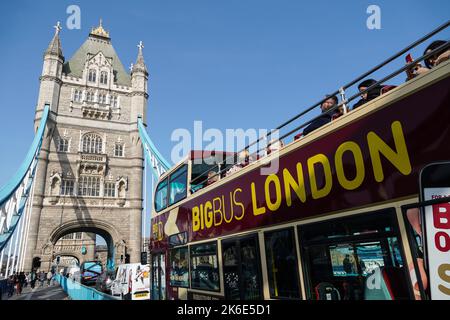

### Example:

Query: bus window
xmin=169 ymin=246 xmax=189 ymax=288
xmin=155 ymin=178 xmax=168 ymax=212
xmin=264 ymin=228 xmax=301 ymax=299
xmin=169 ymin=165 xmax=187 ymax=206
xmin=298 ymin=209 xmax=412 ymax=300
xmin=190 ymin=161 xmax=234 ymax=192
xmin=222 ymin=234 xmax=263 ymax=300
xmin=190 ymin=242 xmax=220 ymax=292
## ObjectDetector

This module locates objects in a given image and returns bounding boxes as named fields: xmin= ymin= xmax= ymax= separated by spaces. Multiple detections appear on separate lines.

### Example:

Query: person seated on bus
xmin=352 ymin=79 xmax=382 ymax=110
xmin=302 ymin=95 xmax=339 ymax=136
xmin=406 ymin=40 xmax=449 ymax=80
xmin=206 ymin=170 xmax=219 ymax=186
xmin=332 ymin=104 xmax=345 ymax=120
xmin=226 ymin=149 xmax=250 ymax=176
xmin=265 ymin=139 xmax=284 ymax=155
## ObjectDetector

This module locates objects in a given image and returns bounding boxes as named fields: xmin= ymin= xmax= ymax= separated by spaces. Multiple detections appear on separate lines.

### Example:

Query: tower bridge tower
xmin=24 ymin=20 xmax=147 ymax=272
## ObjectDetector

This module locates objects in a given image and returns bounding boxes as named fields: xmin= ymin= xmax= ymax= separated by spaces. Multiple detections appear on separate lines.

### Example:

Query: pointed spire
xmin=45 ymin=21 xmax=63 ymax=59
xmin=132 ymin=41 xmax=148 ymax=75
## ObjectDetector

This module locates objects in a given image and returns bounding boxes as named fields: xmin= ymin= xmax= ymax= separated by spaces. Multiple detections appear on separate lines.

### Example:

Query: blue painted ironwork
xmin=0 ymin=104 xmax=50 ymax=251
xmin=137 ymin=117 xmax=171 ymax=179
xmin=56 ymin=274 xmax=119 ymax=300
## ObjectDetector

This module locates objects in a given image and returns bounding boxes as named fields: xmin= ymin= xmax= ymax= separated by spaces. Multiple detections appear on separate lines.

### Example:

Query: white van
xmin=111 ymin=263 xmax=150 ymax=300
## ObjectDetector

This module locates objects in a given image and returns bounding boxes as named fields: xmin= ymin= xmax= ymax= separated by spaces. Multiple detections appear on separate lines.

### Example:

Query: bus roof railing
xmin=189 ymin=21 xmax=450 ymax=189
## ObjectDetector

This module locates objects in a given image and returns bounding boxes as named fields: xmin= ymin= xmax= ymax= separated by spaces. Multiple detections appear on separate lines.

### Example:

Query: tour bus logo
xmin=171 ymin=121 xmax=281 ymax=175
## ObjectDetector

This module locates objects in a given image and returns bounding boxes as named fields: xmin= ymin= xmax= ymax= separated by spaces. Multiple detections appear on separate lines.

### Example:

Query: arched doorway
xmin=47 ymin=220 xmax=126 ymax=272
xmin=32 ymin=257 xmax=41 ymax=271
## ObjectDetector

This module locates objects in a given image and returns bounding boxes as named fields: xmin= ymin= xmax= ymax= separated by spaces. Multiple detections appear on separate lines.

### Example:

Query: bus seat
xmin=294 ymin=133 xmax=303 ymax=141
xmin=314 ymin=282 xmax=341 ymax=300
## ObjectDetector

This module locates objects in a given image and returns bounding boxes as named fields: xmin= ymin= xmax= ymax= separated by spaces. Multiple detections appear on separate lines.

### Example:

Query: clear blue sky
xmin=0 ymin=1 xmax=448 ymax=240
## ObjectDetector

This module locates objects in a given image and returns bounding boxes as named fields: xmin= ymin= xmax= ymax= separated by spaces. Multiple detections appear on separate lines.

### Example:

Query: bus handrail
xmin=188 ymin=21 xmax=450 ymax=188
xmin=191 ymin=41 xmax=450 ymax=189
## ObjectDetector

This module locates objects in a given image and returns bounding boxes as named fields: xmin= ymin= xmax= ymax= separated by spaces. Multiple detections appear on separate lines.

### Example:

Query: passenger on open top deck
xmin=406 ymin=40 xmax=450 ymax=80
xmin=226 ymin=149 xmax=250 ymax=176
xmin=298 ymin=95 xmax=339 ymax=137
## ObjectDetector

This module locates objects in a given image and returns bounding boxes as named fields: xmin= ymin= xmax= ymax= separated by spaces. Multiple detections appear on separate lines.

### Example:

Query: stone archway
xmin=51 ymin=253 xmax=81 ymax=271
xmin=41 ymin=219 xmax=127 ymax=271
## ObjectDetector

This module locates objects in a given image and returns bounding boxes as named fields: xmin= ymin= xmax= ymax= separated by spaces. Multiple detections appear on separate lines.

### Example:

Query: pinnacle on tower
xmin=132 ymin=41 xmax=148 ymax=75
xmin=90 ymin=18 xmax=110 ymax=39
xmin=45 ymin=21 xmax=63 ymax=59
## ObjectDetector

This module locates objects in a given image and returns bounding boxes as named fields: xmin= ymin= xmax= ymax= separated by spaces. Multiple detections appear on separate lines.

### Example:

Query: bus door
xmin=222 ymin=234 xmax=263 ymax=300
xmin=151 ymin=253 xmax=166 ymax=300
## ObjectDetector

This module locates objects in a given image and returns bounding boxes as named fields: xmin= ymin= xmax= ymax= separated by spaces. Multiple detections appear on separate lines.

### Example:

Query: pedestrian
xmin=39 ymin=271 xmax=45 ymax=287
xmin=7 ymin=276 xmax=14 ymax=297
xmin=17 ymin=272 xmax=25 ymax=295
xmin=25 ymin=272 xmax=30 ymax=288
xmin=47 ymin=270 xmax=53 ymax=286
xmin=13 ymin=274 xmax=21 ymax=296
xmin=30 ymin=271 xmax=36 ymax=289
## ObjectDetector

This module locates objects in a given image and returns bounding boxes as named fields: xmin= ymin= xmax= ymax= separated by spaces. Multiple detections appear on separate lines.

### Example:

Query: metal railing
xmin=138 ymin=116 xmax=172 ymax=179
xmin=0 ymin=104 xmax=50 ymax=278
xmin=189 ymin=20 xmax=450 ymax=189
xmin=56 ymin=274 xmax=119 ymax=300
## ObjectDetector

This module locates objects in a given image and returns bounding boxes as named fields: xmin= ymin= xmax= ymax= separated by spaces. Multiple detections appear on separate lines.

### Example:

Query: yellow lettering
xmin=192 ymin=206 xmax=200 ymax=232
xmin=251 ymin=183 xmax=266 ymax=216
xmin=204 ymin=201 xmax=213 ymax=228
xmin=307 ymin=154 xmax=332 ymax=199
xmin=438 ymin=264 xmax=450 ymax=296
xmin=158 ymin=222 xmax=164 ymax=241
xmin=335 ymin=141 xmax=365 ymax=190
xmin=199 ymin=204 xmax=204 ymax=230
xmin=223 ymin=194 xmax=233 ymax=223
xmin=233 ymin=188 xmax=245 ymax=220
xmin=367 ymin=121 xmax=412 ymax=182
xmin=283 ymin=163 xmax=306 ymax=206
xmin=213 ymin=197 xmax=223 ymax=226
xmin=265 ymin=174 xmax=282 ymax=211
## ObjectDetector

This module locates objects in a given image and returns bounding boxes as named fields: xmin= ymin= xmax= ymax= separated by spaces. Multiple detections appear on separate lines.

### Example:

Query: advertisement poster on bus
xmin=131 ymin=264 xmax=151 ymax=300
xmin=423 ymin=188 xmax=450 ymax=300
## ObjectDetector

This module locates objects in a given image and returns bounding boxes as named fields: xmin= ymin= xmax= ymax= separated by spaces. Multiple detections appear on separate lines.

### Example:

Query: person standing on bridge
xmin=46 ymin=270 xmax=53 ymax=286
xmin=30 ymin=271 xmax=36 ymax=289
xmin=7 ymin=276 xmax=14 ymax=297
xmin=39 ymin=271 xmax=45 ymax=287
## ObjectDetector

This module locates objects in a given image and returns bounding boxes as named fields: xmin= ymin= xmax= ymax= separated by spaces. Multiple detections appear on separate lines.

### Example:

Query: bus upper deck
xmin=149 ymin=23 xmax=450 ymax=300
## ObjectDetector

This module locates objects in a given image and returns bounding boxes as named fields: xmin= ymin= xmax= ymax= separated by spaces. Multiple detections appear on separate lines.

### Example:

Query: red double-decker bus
xmin=148 ymin=24 xmax=450 ymax=300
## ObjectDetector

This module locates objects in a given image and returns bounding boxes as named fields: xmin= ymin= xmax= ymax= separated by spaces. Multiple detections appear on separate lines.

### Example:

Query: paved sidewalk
xmin=5 ymin=283 xmax=69 ymax=300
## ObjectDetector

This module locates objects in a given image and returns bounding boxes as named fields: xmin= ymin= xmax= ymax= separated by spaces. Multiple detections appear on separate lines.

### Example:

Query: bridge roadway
xmin=2 ymin=282 xmax=69 ymax=300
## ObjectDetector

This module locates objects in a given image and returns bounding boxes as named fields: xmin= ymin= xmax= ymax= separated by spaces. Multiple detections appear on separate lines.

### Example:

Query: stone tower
xmin=23 ymin=20 xmax=147 ymax=272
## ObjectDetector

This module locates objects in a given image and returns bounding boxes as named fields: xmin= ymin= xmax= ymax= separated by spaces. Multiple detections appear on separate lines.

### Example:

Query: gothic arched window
xmin=99 ymin=93 xmax=106 ymax=104
xmin=82 ymin=133 xmax=103 ymax=154
xmin=100 ymin=71 xmax=108 ymax=85
xmin=78 ymin=176 xmax=100 ymax=197
xmin=111 ymin=96 xmax=118 ymax=109
xmin=88 ymin=69 xmax=97 ymax=82
xmin=86 ymin=92 xmax=91 ymax=102
xmin=74 ymin=90 xmax=81 ymax=102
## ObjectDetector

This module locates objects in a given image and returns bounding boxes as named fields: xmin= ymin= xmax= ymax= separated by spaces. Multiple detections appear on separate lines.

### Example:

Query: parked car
xmin=110 ymin=263 xmax=150 ymax=300
xmin=80 ymin=261 xmax=103 ymax=286
xmin=95 ymin=270 xmax=115 ymax=294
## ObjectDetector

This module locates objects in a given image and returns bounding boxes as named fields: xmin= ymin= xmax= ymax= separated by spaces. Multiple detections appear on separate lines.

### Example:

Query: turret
xmin=36 ymin=21 xmax=64 ymax=119
xmin=130 ymin=41 xmax=148 ymax=125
